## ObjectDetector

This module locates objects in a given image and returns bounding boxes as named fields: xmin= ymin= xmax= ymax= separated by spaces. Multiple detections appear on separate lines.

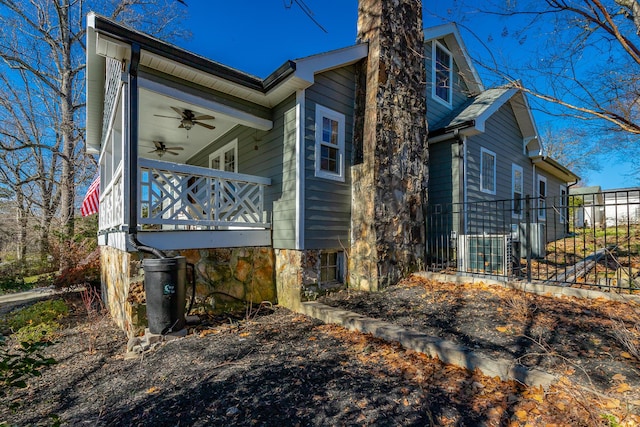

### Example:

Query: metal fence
xmin=425 ymin=189 xmax=640 ymax=293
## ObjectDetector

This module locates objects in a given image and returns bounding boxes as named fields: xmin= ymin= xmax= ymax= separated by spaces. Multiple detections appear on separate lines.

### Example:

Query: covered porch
xmin=88 ymin=18 xmax=284 ymax=251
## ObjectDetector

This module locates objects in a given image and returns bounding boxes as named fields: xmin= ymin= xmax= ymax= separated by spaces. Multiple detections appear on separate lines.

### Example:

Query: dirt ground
xmin=1 ymin=277 xmax=640 ymax=426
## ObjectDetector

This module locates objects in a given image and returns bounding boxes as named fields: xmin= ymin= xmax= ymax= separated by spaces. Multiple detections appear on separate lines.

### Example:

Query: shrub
xmin=0 ymin=334 xmax=56 ymax=398
xmin=53 ymin=248 xmax=100 ymax=290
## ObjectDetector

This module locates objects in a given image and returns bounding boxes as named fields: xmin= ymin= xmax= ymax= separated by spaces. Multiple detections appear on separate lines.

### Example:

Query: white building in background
xmin=603 ymin=188 xmax=640 ymax=226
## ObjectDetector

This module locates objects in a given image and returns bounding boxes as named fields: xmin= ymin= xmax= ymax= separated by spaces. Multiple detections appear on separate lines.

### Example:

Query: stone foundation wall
xmin=275 ymin=249 xmax=347 ymax=311
xmin=100 ymin=246 xmax=144 ymax=337
xmin=101 ymin=245 xmax=276 ymax=337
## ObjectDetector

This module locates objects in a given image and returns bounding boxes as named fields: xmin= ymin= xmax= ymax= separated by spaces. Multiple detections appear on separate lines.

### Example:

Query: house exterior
xmin=87 ymin=11 xmax=578 ymax=335
xmin=570 ymin=186 xmax=604 ymax=228
xmin=604 ymin=188 xmax=640 ymax=226
xmin=424 ymin=24 xmax=579 ymax=274
xmin=87 ymin=13 xmax=370 ymax=335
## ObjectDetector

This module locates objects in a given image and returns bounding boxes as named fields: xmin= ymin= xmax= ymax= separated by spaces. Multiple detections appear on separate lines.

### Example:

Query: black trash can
xmin=143 ymin=256 xmax=186 ymax=334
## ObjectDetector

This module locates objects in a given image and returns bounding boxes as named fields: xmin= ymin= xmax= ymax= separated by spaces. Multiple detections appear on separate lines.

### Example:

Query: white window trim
xmin=537 ymin=174 xmax=547 ymax=221
xmin=314 ymin=104 xmax=345 ymax=182
xmin=512 ymin=163 xmax=524 ymax=218
xmin=559 ymin=184 xmax=568 ymax=224
xmin=480 ymin=147 xmax=497 ymax=195
xmin=432 ymin=40 xmax=453 ymax=108
xmin=209 ymin=139 xmax=238 ymax=173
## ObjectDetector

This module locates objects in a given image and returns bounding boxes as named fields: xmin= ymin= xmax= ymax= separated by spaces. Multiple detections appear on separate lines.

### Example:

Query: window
xmin=560 ymin=185 xmax=568 ymax=224
xmin=432 ymin=41 xmax=452 ymax=107
xmin=320 ymin=251 xmax=344 ymax=284
xmin=480 ymin=147 xmax=496 ymax=195
xmin=512 ymin=164 xmax=523 ymax=217
xmin=315 ymin=105 xmax=345 ymax=182
xmin=537 ymin=175 xmax=547 ymax=220
xmin=209 ymin=139 xmax=237 ymax=172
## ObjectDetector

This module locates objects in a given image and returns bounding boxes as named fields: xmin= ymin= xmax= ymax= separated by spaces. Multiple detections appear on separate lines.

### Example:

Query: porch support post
xmin=126 ymin=44 xmax=141 ymax=233
xmin=350 ymin=0 xmax=428 ymax=291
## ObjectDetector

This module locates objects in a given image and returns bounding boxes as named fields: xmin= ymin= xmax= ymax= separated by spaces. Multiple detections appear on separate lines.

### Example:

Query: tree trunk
xmin=350 ymin=0 xmax=428 ymax=290
xmin=59 ymin=0 xmax=76 ymax=269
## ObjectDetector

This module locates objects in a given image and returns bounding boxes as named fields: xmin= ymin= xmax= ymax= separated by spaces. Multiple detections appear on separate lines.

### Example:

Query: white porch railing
xmin=138 ymin=158 xmax=271 ymax=230
xmin=99 ymin=165 xmax=124 ymax=231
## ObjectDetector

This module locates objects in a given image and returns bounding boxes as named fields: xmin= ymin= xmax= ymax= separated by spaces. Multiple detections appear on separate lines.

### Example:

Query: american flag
xmin=81 ymin=175 xmax=100 ymax=217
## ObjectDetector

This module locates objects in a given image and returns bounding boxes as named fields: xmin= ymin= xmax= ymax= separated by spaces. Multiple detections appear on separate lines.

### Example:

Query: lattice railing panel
xmin=99 ymin=169 xmax=124 ymax=230
xmin=138 ymin=158 xmax=270 ymax=229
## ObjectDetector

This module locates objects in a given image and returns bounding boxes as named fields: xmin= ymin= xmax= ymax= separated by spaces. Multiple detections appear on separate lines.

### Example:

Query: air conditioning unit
xmin=458 ymin=234 xmax=512 ymax=276
xmin=513 ymin=223 xmax=546 ymax=259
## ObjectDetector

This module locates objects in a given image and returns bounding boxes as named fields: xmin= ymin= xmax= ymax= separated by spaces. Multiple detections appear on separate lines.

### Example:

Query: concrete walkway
xmin=300 ymin=301 xmax=557 ymax=388
xmin=0 ymin=287 xmax=59 ymax=306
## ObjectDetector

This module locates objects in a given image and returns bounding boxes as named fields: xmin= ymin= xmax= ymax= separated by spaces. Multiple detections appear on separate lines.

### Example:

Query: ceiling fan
xmin=148 ymin=140 xmax=184 ymax=158
xmin=155 ymin=107 xmax=216 ymax=130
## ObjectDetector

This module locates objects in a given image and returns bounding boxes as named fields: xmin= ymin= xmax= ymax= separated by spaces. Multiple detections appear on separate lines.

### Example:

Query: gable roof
xmin=429 ymin=83 xmax=579 ymax=183
xmin=424 ymin=23 xmax=484 ymax=96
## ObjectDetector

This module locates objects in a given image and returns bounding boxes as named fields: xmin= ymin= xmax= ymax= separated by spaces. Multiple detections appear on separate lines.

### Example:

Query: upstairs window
xmin=315 ymin=104 xmax=345 ymax=182
xmin=480 ymin=147 xmax=496 ymax=195
xmin=433 ymin=41 xmax=453 ymax=107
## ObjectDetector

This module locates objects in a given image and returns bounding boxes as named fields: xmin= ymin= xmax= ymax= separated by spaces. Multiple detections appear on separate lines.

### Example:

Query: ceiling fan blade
xmin=154 ymin=114 xmax=181 ymax=119
xmin=166 ymin=150 xmax=180 ymax=155
xmin=153 ymin=140 xmax=163 ymax=150
xmin=163 ymin=146 xmax=184 ymax=151
xmin=148 ymin=149 xmax=158 ymax=154
xmin=193 ymin=114 xmax=215 ymax=121
xmin=171 ymin=106 xmax=184 ymax=117
xmin=195 ymin=121 xmax=216 ymax=130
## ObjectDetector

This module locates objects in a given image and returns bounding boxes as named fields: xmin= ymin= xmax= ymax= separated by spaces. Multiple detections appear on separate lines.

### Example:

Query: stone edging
xmin=416 ymin=272 xmax=640 ymax=305
xmin=299 ymin=301 xmax=557 ymax=388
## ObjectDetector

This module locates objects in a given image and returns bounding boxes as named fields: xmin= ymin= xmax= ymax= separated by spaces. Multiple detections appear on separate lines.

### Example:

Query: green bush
xmin=0 ymin=334 xmax=56 ymax=398
xmin=7 ymin=299 xmax=69 ymax=332
xmin=0 ymin=275 xmax=30 ymax=295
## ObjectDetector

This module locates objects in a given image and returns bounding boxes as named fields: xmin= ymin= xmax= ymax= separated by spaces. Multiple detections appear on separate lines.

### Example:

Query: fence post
xmin=525 ymin=195 xmax=532 ymax=283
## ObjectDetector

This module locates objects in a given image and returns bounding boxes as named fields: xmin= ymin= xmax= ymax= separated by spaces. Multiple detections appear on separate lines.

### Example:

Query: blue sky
xmin=177 ymin=0 xmax=628 ymax=189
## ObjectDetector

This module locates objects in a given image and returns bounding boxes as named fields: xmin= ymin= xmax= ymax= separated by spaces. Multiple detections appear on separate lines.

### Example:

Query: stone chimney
xmin=350 ymin=0 xmax=428 ymax=290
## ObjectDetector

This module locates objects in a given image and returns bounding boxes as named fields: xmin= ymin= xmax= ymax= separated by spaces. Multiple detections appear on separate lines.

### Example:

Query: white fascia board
xmin=474 ymin=87 xmax=518 ymax=133
xmin=135 ymin=230 xmax=271 ymax=250
xmin=86 ymin=23 xmax=104 ymax=154
xmin=293 ymin=44 xmax=368 ymax=83
xmin=295 ymin=90 xmax=306 ymax=250
xmin=138 ymin=76 xmax=273 ymax=131
xmin=511 ymin=91 xmax=543 ymax=153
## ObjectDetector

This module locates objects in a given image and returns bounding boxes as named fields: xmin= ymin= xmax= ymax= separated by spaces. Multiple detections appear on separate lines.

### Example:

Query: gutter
xmin=89 ymin=13 xmax=295 ymax=94
xmin=428 ymin=120 xmax=475 ymax=144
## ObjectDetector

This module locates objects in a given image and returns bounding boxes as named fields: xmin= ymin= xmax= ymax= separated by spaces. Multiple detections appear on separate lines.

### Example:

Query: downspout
xmin=126 ymin=43 xmax=166 ymax=259
xmin=462 ymin=134 xmax=468 ymax=235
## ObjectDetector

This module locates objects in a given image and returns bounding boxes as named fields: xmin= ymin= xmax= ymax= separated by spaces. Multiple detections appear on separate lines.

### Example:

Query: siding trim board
xmin=296 ymin=90 xmax=306 ymax=250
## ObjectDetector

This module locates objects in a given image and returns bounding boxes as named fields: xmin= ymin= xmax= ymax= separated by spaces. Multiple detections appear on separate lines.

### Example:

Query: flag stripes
xmin=81 ymin=175 xmax=100 ymax=217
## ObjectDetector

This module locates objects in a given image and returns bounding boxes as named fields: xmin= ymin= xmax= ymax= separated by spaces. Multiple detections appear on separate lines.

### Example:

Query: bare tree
xmin=0 ymin=0 xmax=189 ymax=267
xmin=441 ymin=0 xmax=640 ymax=135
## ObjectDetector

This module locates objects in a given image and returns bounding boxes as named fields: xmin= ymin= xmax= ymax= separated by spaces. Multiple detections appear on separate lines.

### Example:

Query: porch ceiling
xmin=137 ymin=88 xmax=238 ymax=163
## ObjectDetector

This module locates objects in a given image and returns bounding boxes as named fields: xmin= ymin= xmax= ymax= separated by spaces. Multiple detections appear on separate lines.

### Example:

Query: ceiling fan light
xmin=183 ymin=120 xmax=193 ymax=130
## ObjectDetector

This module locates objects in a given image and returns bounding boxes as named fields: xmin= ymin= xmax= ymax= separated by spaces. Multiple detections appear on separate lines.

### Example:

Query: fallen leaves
xmin=615 ymin=383 xmax=632 ymax=393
